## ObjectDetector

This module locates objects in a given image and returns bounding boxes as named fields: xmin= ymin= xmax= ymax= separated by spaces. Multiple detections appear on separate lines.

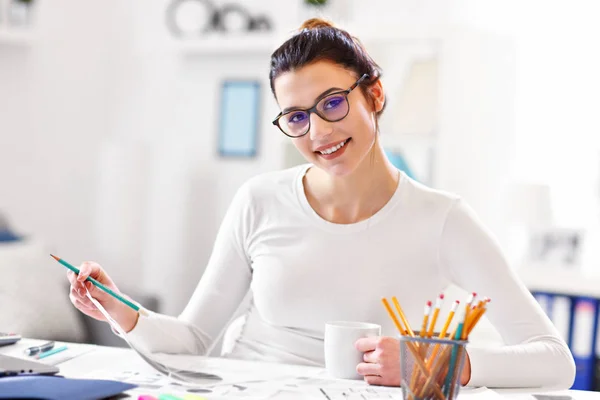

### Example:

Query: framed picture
xmin=528 ymin=227 xmax=585 ymax=268
xmin=218 ymin=80 xmax=261 ymax=158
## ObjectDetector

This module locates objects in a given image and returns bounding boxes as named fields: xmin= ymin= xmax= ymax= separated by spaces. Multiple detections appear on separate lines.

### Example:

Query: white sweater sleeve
xmin=123 ymin=183 xmax=254 ymax=355
xmin=439 ymin=199 xmax=575 ymax=389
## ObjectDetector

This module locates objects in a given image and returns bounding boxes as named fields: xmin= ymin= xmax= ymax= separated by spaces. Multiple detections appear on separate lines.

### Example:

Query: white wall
xmin=0 ymin=0 xmax=519 ymax=315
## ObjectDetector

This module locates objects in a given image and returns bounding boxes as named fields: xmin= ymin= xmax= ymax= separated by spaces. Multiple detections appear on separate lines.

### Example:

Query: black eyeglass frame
xmin=272 ymin=73 xmax=370 ymax=138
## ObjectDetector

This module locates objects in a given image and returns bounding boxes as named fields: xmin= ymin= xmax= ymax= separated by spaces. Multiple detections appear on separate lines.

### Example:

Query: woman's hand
xmin=355 ymin=336 xmax=401 ymax=386
xmin=355 ymin=336 xmax=472 ymax=387
xmin=67 ymin=261 xmax=139 ymax=332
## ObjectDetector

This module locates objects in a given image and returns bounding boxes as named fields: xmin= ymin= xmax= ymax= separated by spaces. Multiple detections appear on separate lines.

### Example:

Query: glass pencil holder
xmin=399 ymin=335 xmax=468 ymax=400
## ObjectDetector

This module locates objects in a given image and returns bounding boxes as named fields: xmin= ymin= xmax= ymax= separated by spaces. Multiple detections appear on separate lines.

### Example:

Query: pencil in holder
xmin=399 ymin=335 xmax=468 ymax=400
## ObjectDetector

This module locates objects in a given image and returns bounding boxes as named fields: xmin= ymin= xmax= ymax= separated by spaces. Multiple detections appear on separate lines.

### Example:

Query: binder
xmin=593 ymin=301 xmax=600 ymax=391
xmin=549 ymin=294 xmax=573 ymax=347
xmin=570 ymin=297 xmax=597 ymax=390
xmin=533 ymin=292 xmax=553 ymax=318
xmin=0 ymin=375 xmax=137 ymax=400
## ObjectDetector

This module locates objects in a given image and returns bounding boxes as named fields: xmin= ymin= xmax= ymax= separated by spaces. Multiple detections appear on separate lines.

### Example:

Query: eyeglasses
xmin=272 ymin=74 xmax=369 ymax=138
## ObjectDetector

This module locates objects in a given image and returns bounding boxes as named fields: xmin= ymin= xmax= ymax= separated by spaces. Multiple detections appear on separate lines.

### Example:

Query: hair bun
xmin=299 ymin=18 xmax=334 ymax=30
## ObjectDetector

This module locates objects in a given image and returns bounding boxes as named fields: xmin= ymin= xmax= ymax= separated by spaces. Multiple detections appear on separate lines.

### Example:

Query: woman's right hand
xmin=67 ymin=261 xmax=139 ymax=332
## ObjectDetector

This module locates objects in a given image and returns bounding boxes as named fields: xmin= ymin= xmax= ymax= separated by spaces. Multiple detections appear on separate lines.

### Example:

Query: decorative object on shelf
xmin=7 ymin=0 xmax=35 ymax=27
xmin=300 ymin=0 xmax=351 ymax=25
xmin=304 ymin=0 xmax=328 ymax=6
xmin=0 ymin=211 xmax=22 ymax=242
xmin=384 ymin=149 xmax=417 ymax=181
xmin=165 ymin=0 xmax=215 ymax=38
xmin=166 ymin=0 xmax=272 ymax=38
xmin=218 ymin=80 xmax=261 ymax=158
xmin=528 ymin=227 xmax=585 ymax=269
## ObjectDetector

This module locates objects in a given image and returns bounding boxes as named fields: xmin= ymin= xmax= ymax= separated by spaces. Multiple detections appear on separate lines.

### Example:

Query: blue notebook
xmin=0 ymin=375 xmax=137 ymax=400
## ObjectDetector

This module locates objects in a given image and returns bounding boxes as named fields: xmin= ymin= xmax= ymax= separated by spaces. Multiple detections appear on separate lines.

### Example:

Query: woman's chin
xmin=318 ymin=161 xmax=355 ymax=177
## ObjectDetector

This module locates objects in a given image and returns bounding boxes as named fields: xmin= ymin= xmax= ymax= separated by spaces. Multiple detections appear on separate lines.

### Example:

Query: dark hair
xmin=269 ymin=18 xmax=386 ymax=118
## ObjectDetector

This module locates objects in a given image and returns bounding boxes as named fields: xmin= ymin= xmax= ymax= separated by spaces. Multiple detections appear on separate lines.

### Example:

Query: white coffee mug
xmin=324 ymin=321 xmax=382 ymax=380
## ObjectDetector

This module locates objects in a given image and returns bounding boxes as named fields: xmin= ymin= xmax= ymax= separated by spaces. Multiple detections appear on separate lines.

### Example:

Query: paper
xmin=457 ymin=387 xmax=504 ymax=399
xmin=85 ymin=292 xmax=223 ymax=385
xmin=36 ymin=345 xmax=96 ymax=366
xmin=85 ymin=368 xmax=286 ymax=399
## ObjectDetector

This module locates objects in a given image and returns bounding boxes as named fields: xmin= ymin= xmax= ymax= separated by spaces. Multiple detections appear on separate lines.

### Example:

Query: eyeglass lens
xmin=279 ymin=93 xmax=349 ymax=137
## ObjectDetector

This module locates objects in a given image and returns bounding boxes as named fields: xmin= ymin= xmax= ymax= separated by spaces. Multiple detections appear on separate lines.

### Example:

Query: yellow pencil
xmin=410 ymin=300 xmax=434 ymax=390
xmin=392 ymin=297 xmax=415 ymax=337
xmin=382 ymin=298 xmax=444 ymax=400
xmin=420 ymin=301 xmax=432 ymax=337
xmin=426 ymin=300 xmax=460 ymax=369
xmin=381 ymin=298 xmax=406 ymax=334
xmin=427 ymin=293 xmax=444 ymax=338
xmin=462 ymin=292 xmax=476 ymax=340
xmin=418 ymin=308 xmax=466 ymax=398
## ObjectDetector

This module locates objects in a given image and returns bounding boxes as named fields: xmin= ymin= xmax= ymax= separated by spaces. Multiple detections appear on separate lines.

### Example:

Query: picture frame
xmin=218 ymin=80 xmax=261 ymax=158
xmin=527 ymin=226 xmax=585 ymax=268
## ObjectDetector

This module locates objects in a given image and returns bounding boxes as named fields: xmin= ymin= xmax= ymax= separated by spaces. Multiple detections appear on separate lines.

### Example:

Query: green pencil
xmin=51 ymin=254 xmax=145 ymax=315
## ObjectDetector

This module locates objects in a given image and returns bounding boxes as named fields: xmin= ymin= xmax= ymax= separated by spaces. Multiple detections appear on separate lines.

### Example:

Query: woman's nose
xmin=309 ymin=113 xmax=334 ymax=141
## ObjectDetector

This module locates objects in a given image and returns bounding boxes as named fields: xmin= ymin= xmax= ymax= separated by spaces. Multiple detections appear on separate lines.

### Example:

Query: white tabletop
xmin=1 ymin=338 xmax=597 ymax=400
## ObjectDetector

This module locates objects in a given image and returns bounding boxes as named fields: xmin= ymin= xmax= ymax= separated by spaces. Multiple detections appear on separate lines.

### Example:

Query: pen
xmin=24 ymin=341 xmax=55 ymax=356
xmin=36 ymin=345 xmax=68 ymax=359
xmin=50 ymin=254 xmax=146 ymax=315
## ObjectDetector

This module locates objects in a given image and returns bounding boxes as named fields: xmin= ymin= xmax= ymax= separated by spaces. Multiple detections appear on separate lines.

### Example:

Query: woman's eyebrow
xmin=282 ymin=87 xmax=343 ymax=114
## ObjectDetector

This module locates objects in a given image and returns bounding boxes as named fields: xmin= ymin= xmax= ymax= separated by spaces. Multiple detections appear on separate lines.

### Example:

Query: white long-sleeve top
xmin=125 ymin=164 xmax=575 ymax=389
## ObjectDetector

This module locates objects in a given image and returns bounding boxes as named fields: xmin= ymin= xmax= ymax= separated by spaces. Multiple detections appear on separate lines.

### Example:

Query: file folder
xmin=0 ymin=374 xmax=137 ymax=400
xmin=570 ymin=297 xmax=597 ymax=390
xmin=593 ymin=301 xmax=600 ymax=391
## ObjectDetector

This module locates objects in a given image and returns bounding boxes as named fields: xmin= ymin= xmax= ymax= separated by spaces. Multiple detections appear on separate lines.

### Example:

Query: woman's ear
xmin=368 ymin=79 xmax=385 ymax=113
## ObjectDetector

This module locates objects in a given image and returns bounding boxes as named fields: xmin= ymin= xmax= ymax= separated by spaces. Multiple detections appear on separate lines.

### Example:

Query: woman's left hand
xmin=355 ymin=336 xmax=472 ymax=387
xmin=355 ymin=336 xmax=401 ymax=386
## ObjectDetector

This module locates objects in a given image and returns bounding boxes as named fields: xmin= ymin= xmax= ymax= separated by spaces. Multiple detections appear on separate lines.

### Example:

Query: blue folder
xmin=0 ymin=375 xmax=137 ymax=400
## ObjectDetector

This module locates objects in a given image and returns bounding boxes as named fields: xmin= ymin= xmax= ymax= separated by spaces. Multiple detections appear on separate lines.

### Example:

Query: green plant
xmin=305 ymin=0 xmax=328 ymax=6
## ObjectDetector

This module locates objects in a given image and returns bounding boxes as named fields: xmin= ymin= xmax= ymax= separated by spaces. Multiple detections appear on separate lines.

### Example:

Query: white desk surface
xmin=1 ymin=338 xmax=597 ymax=399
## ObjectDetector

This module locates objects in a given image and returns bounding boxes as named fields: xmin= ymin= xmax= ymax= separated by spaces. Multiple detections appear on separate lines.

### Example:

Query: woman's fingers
xmin=357 ymin=362 xmax=382 ymax=376
xmin=363 ymin=350 xmax=378 ymax=363
xmin=69 ymin=286 xmax=95 ymax=308
xmin=364 ymin=375 xmax=385 ymax=386
xmin=69 ymin=290 xmax=95 ymax=311
xmin=77 ymin=261 xmax=99 ymax=282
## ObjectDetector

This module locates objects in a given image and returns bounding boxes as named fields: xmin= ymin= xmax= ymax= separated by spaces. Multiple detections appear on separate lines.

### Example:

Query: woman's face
xmin=273 ymin=61 xmax=384 ymax=177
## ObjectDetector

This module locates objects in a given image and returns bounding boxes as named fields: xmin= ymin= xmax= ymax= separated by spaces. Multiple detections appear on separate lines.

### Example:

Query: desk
xmin=1 ymin=338 xmax=597 ymax=400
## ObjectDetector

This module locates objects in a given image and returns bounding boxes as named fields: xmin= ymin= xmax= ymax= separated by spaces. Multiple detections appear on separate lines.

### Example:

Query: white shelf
xmin=0 ymin=26 xmax=35 ymax=45
xmin=518 ymin=265 xmax=600 ymax=298
xmin=171 ymin=34 xmax=277 ymax=56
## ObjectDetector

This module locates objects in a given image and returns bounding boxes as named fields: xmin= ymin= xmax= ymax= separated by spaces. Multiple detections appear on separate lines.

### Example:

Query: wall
xmin=0 ymin=0 xmax=518 ymax=317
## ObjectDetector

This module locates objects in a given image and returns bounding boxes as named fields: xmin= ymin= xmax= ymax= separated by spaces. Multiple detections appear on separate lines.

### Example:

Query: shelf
xmin=0 ymin=26 xmax=35 ymax=45
xmin=171 ymin=34 xmax=278 ymax=56
xmin=518 ymin=265 xmax=600 ymax=299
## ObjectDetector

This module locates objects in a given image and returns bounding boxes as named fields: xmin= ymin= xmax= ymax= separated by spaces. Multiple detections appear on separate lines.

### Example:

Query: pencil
xmin=36 ymin=345 xmax=68 ymax=359
xmin=420 ymin=301 xmax=432 ymax=337
xmin=425 ymin=299 xmax=459 ymax=372
xmin=445 ymin=309 xmax=466 ymax=396
xmin=51 ymin=254 xmax=146 ymax=315
xmin=392 ymin=297 xmax=415 ymax=337
xmin=461 ymin=292 xmax=476 ymax=339
xmin=381 ymin=299 xmax=444 ymax=400
xmin=427 ymin=294 xmax=444 ymax=338
xmin=410 ymin=300 xmax=433 ymax=390
xmin=381 ymin=298 xmax=406 ymax=334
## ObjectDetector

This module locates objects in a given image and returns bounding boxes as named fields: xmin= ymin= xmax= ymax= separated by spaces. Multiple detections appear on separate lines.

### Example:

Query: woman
xmin=67 ymin=18 xmax=575 ymax=388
